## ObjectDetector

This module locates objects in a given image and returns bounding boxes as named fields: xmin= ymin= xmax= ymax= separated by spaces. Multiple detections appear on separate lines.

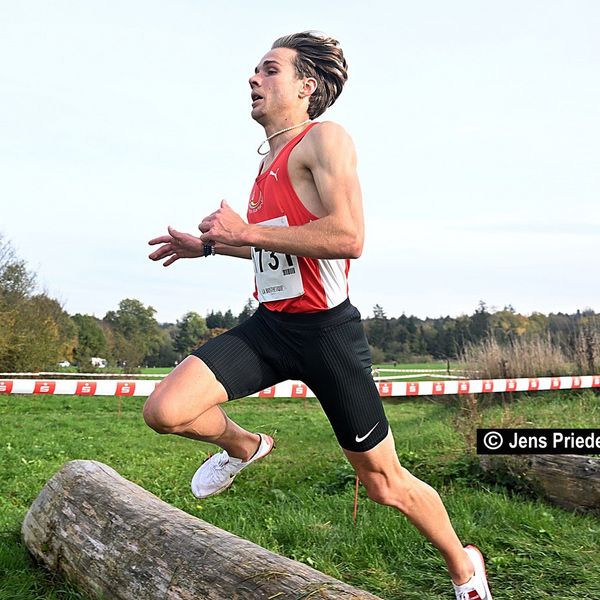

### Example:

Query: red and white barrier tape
xmin=0 ymin=379 xmax=157 ymax=396
xmin=373 ymin=375 xmax=600 ymax=397
xmin=1 ymin=375 xmax=599 ymax=398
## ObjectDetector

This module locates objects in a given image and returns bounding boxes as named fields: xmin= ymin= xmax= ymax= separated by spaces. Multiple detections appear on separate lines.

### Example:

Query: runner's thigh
xmin=302 ymin=309 xmax=389 ymax=453
xmin=191 ymin=313 xmax=285 ymax=401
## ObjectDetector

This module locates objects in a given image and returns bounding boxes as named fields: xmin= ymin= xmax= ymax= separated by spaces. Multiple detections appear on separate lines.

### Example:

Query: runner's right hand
xmin=148 ymin=226 xmax=205 ymax=266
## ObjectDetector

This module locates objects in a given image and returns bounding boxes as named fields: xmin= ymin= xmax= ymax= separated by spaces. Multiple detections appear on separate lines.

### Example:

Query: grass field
xmin=1 ymin=390 xmax=599 ymax=599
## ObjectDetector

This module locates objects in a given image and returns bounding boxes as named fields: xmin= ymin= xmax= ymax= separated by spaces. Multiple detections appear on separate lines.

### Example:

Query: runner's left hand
xmin=199 ymin=200 xmax=249 ymax=247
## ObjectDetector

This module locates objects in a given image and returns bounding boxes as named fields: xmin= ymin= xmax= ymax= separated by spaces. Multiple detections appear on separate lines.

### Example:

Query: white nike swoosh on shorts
xmin=355 ymin=421 xmax=380 ymax=443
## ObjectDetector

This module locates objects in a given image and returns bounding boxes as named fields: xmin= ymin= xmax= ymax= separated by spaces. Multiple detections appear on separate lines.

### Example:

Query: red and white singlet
xmin=247 ymin=123 xmax=350 ymax=313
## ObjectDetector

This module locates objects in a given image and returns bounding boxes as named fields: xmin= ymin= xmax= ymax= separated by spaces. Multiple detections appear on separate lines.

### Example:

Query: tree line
xmin=1 ymin=234 xmax=597 ymax=372
xmin=363 ymin=301 xmax=599 ymax=369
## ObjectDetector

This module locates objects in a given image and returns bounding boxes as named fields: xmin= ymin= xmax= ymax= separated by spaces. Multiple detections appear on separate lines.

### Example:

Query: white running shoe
xmin=191 ymin=433 xmax=275 ymax=499
xmin=453 ymin=545 xmax=493 ymax=600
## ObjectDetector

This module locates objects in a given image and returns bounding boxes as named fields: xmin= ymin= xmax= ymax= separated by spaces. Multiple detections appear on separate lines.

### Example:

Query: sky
xmin=1 ymin=1 xmax=599 ymax=324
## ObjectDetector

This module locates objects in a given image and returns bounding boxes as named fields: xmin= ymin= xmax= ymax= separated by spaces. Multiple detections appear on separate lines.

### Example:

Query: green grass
xmin=1 ymin=391 xmax=599 ymax=599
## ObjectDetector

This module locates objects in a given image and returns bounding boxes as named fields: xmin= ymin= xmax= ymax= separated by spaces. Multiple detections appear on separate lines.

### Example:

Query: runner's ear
xmin=299 ymin=77 xmax=317 ymax=99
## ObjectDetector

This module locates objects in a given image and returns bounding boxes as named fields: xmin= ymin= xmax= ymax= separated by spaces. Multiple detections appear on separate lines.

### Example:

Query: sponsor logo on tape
xmin=378 ymin=382 xmax=392 ymax=396
xmin=291 ymin=383 xmax=307 ymax=398
xmin=34 ymin=381 xmax=56 ymax=394
xmin=76 ymin=381 xmax=97 ymax=395
xmin=259 ymin=386 xmax=276 ymax=398
xmin=406 ymin=382 xmax=419 ymax=396
xmin=116 ymin=382 xmax=136 ymax=396
xmin=458 ymin=381 xmax=470 ymax=394
xmin=482 ymin=380 xmax=494 ymax=393
xmin=0 ymin=380 xmax=13 ymax=394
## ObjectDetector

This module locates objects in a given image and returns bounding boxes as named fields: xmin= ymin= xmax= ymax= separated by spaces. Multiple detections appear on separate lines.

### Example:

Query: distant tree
xmin=31 ymin=295 xmax=77 ymax=362
xmin=174 ymin=312 xmax=208 ymax=356
xmin=222 ymin=309 xmax=237 ymax=329
xmin=206 ymin=310 xmax=224 ymax=329
xmin=0 ymin=235 xmax=75 ymax=370
xmin=0 ymin=234 xmax=35 ymax=302
xmin=146 ymin=325 xmax=178 ymax=367
xmin=365 ymin=304 xmax=389 ymax=349
xmin=206 ymin=309 xmax=237 ymax=330
xmin=491 ymin=309 xmax=529 ymax=341
xmin=72 ymin=314 xmax=108 ymax=363
xmin=104 ymin=299 xmax=162 ymax=371
xmin=369 ymin=345 xmax=386 ymax=365
xmin=237 ymin=297 xmax=257 ymax=323
xmin=469 ymin=301 xmax=492 ymax=343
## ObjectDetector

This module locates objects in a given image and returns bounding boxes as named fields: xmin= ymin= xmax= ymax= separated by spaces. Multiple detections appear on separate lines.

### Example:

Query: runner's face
xmin=249 ymin=48 xmax=306 ymax=122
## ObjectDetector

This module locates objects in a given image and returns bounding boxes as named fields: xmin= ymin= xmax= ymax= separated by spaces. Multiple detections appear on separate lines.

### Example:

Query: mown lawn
xmin=1 ymin=390 xmax=599 ymax=599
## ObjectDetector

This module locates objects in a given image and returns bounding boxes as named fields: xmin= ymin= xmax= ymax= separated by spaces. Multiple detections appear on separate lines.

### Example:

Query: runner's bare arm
xmin=148 ymin=226 xmax=250 ymax=267
xmin=215 ymin=245 xmax=252 ymax=259
xmin=199 ymin=123 xmax=364 ymax=259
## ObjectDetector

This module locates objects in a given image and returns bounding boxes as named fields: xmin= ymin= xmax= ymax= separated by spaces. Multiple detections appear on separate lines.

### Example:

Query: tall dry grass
xmin=460 ymin=335 xmax=574 ymax=379
xmin=573 ymin=326 xmax=600 ymax=375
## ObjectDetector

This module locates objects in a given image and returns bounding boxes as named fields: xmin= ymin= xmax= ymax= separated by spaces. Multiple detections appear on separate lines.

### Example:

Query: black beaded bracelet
xmin=203 ymin=244 xmax=215 ymax=257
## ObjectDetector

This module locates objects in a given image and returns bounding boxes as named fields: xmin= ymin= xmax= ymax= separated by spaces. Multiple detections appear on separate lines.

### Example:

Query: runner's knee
xmin=142 ymin=385 xmax=201 ymax=434
xmin=143 ymin=388 xmax=180 ymax=434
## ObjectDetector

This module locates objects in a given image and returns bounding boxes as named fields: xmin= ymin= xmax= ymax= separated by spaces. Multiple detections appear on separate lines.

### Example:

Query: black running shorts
xmin=191 ymin=299 xmax=389 ymax=452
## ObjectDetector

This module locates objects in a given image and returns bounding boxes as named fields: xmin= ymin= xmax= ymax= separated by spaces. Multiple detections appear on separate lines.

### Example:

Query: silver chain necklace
xmin=257 ymin=119 xmax=311 ymax=155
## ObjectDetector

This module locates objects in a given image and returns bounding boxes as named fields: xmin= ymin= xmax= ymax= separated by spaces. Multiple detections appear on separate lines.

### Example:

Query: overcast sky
xmin=1 ymin=1 xmax=598 ymax=323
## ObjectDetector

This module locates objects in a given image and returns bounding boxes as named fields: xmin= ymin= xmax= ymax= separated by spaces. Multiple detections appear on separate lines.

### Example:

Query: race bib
xmin=251 ymin=216 xmax=304 ymax=302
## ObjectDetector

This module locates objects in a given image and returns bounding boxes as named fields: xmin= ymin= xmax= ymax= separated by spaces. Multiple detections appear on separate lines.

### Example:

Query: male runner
xmin=145 ymin=31 xmax=493 ymax=600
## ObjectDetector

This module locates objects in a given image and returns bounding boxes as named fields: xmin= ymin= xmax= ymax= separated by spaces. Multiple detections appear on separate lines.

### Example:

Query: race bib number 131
xmin=251 ymin=216 xmax=304 ymax=302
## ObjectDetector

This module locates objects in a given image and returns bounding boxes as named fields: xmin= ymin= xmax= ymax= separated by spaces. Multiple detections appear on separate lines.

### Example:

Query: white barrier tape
xmin=0 ymin=379 xmax=158 ymax=397
xmin=375 ymin=375 xmax=600 ymax=397
xmin=1 ymin=375 xmax=599 ymax=399
xmin=246 ymin=375 xmax=600 ymax=398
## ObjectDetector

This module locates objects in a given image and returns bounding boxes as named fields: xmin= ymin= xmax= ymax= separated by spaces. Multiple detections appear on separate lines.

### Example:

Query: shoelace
xmin=205 ymin=452 xmax=230 ymax=483
xmin=214 ymin=452 xmax=230 ymax=469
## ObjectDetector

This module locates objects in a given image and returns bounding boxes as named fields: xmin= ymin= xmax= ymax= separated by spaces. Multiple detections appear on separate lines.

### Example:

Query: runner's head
xmin=250 ymin=31 xmax=348 ymax=124
xmin=272 ymin=32 xmax=348 ymax=119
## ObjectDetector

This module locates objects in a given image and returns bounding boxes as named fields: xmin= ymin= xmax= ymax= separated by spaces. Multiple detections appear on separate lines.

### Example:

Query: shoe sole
xmin=465 ymin=545 xmax=493 ymax=600
xmin=193 ymin=434 xmax=275 ymax=499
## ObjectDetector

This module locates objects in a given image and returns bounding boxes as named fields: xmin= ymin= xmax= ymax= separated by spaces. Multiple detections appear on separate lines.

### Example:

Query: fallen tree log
xmin=480 ymin=454 xmax=600 ymax=516
xmin=22 ymin=460 xmax=382 ymax=600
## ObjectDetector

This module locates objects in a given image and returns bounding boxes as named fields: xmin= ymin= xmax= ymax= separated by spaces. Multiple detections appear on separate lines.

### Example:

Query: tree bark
xmin=22 ymin=460 xmax=382 ymax=600
xmin=480 ymin=454 xmax=600 ymax=516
